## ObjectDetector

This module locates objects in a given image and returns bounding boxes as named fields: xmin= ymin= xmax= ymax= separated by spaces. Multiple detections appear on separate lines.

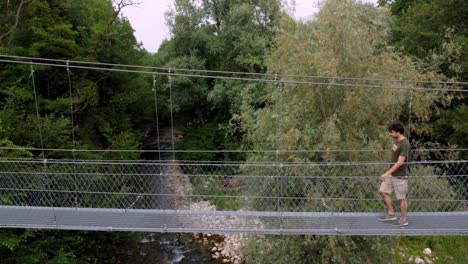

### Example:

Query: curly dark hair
xmin=388 ymin=123 xmax=405 ymax=134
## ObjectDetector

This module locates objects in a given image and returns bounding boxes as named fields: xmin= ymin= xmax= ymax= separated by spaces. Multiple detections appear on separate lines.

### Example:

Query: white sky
xmin=121 ymin=0 xmax=377 ymax=53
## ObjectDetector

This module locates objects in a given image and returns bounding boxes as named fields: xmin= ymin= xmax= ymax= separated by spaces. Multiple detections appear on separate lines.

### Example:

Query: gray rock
xmin=423 ymin=248 xmax=432 ymax=255
xmin=424 ymin=257 xmax=432 ymax=264
xmin=414 ymin=257 xmax=425 ymax=264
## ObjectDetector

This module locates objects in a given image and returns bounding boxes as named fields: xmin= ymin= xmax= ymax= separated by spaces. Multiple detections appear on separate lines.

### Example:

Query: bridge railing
xmin=0 ymin=159 xmax=466 ymax=213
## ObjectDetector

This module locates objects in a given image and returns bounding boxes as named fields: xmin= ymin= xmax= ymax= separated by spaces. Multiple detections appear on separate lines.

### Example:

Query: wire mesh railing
xmin=1 ymin=158 xmax=466 ymax=214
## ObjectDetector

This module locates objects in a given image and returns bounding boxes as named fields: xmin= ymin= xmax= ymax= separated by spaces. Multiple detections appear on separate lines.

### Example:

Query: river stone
xmin=414 ymin=257 xmax=424 ymax=264
xmin=423 ymin=248 xmax=432 ymax=255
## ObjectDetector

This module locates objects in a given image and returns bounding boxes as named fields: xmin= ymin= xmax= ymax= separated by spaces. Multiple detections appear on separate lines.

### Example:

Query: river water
xmin=108 ymin=127 xmax=219 ymax=264
xmin=106 ymin=233 xmax=218 ymax=264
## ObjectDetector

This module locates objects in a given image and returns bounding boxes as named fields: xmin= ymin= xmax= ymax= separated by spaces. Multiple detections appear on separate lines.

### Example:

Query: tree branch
xmin=0 ymin=0 xmax=32 ymax=42
xmin=109 ymin=0 xmax=141 ymax=27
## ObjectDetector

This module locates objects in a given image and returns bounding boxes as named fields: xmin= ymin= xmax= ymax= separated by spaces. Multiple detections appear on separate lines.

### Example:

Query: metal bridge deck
xmin=1 ymin=206 xmax=467 ymax=236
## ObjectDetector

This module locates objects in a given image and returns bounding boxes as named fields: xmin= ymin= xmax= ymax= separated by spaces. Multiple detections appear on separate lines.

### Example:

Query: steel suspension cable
xmin=391 ymin=87 xmax=395 ymax=123
xmin=30 ymin=65 xmax=45 ymax=159
xmin=274 ymin=73 xmax=281 ymax=213
xmin=66 ymin=61 xmax=77 ymax=159
xmin=408 ymin=90 xmax=414 ymax=144
xmin=1 ymin=54 xmax=467 ymax=85
xmin=1 ymin=59 xmax=465 ymax=92
xmin=278 ymin=75 xmax=286 ymax=231
xmin=152 ymin=74 xmax=162 ymax=172
xmin=0 ymin=146 xmax=466 ymax=154
xmin=0 ymin=158 xmax=465 ymax=166
xmin=66 ymin=62 xmax=79 ymax=207
xmin=168 ymin=70 xmax=176 ymax=161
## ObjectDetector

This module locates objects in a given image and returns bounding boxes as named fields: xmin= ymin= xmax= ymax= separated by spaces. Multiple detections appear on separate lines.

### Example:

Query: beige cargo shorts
xmin=379 ymin=176 xmax=408 ymax=200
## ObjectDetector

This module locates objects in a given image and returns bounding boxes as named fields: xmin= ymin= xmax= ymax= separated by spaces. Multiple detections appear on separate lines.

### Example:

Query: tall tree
xmin=381 ymin=0 xmax=467 ymax=154
xmin=241 ymin=0 xmax=460 ymax=261
xmin=0 ymin=0 xmax=148 ymax=261
xmin=0 ymin=0 xmax=150 ymax=159
xmin=156 ymin=0 xmax=282 ymax=119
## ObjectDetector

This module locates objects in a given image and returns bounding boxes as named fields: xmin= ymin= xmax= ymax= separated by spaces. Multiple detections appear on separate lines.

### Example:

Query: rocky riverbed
xmin=139 ymin=126 xmax=249 ymax=263
xmin=166 ymin=159 xmax=249 ymax=264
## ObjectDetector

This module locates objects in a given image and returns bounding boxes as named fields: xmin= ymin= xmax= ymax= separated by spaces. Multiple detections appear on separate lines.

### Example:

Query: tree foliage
xmin=383 ymin=0 xmax=467 ymax=153
xmin=238 ymin=1 xmax=465 ymax=262
xmin=244 ymin=235 xmax=395 ymax=264
xmin=156 ymin=0 xmax=282 ymax=117
xmin=388 ymin=0 xmax=467 ymax=80
xmin=0 ymin=0 xmax=147 ymax=261
xmin=0 ymin=0 xmax=465 ymax=262
xmin=0 ymin=0 xmax=148 ymax=158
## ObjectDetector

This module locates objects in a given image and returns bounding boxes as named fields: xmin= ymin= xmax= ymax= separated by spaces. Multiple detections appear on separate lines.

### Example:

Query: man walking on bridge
xmin=378 ymin=123 xmax=410 ymax=227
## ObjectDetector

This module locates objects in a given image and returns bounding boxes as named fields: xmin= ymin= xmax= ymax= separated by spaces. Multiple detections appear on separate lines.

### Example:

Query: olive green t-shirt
xmin=390 ymin=138 xmax=411 ymax=178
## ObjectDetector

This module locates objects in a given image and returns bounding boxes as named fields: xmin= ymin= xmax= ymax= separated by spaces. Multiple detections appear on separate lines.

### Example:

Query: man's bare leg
xmin=400 ymin=198 xmax=407 ymax=221
xmin=380 ymin=192 xmax=394 ymax=215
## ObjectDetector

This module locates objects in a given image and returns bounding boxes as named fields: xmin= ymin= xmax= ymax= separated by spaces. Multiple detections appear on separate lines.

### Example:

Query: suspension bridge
xmin=0 ymin=55 xmax=467 ymax=236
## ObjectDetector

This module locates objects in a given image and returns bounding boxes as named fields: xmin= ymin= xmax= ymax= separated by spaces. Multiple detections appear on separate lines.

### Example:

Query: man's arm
xmin=380 ymin=155 xmax=406 ymax=181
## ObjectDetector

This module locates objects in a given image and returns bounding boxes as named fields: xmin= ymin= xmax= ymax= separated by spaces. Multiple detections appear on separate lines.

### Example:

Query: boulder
xmin=423 ymin=248 xmax=432 ymax=255
xmin=424 ymin=257 xmax=432 ymax=264
xmin=414 ymin=257 xmax=424 ymax=264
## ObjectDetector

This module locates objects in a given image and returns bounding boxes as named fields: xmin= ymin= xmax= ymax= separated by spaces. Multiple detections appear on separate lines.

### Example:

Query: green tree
xmin=244 ymin=235 xmax=395 ymax=264
xmin=0 ymin=1 xmax=149 ymax=262
xmin=157 ymin=0 xmax=282 ymax=119
xmin=0 ymin=0 xmax=150 ymax=158
xmin=383 ymin=0 xmax=467 ymax=154
xmin=389 ymin=0 xmax=467 ymax=80
xmin=239 ymin=0 xmax=462 ymax=262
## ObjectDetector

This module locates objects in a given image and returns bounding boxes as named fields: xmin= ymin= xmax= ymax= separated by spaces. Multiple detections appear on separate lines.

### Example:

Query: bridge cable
xmin=30 ymin=64 xmax=53 ymax=211
xmin=276 ymin=73 xmax=286 ymax=232
xmin=168 ymin=70 xmax=176 ymax=161
xmin=66 ymin=61 xmax=79 ymax=207
xmin=391 ymin=84 xmax=395 ymax=123
xmin=66 ymin=61 xmax=77 ymax=160
xmin=2 ymin=59 xmax=466 ymax=92
xmin=0 ymin=146 xmax=466 ymax=154
xmin=30 ymin=65 xmax=45 ymax=159
xmin=152 ymin=73 xmax=162 ymax=169
xmin=274 ymin=74 xmax=280 ymax=212
xmin=2 ymin=54 xmax=467 ymax=86
xmin=152 ymin=73 xmax=167 ymax=229
xmin=408 ymin=90 xmax=414 ymax=144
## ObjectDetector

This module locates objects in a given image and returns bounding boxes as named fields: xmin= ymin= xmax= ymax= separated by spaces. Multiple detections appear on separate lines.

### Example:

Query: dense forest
xmin=0 ymin=0 xmax=466 ymax=263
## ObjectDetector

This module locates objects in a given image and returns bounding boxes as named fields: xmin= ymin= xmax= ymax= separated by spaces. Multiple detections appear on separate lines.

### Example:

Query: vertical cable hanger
xmin=31 ymin=64 xmax=49 ymax=207
xmin=274 ymin=72 xmax=286 ymax=230
xmin=277 ymin=73 xmax=286 ymax=233
xmin=30 ymin=64 xmax=45 ymax=159
xmin=67 ymin=61 xmax=77 ymax=160
xmin=66 ymin=60 xmax=79 ymax=207
xmin=152 ymin=73 xmax=163 ymax=174
xmin=391 ymin=87 xmax=395 ymax=123
xmin=168 ymin=69 xmax=176 ymax=161
xmin=407 ymin=90 xmax=413 ymax=144
xmin=274 ymin=73 xmax=280 ymax=212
